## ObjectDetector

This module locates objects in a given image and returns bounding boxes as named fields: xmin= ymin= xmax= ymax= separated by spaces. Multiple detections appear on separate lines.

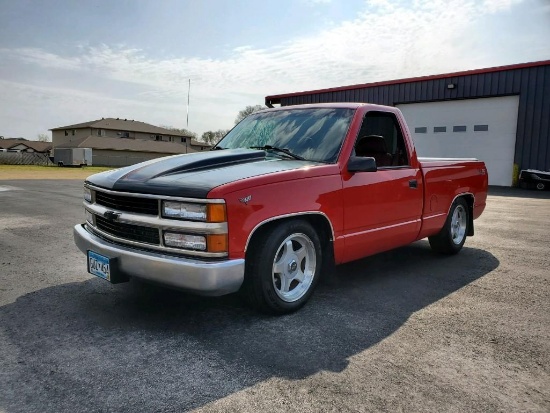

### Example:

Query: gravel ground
xmin=0 ymin=180 xmax=549 ymax=413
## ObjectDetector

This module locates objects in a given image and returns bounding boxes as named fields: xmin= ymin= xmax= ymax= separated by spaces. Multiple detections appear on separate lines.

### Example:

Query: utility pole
xmin=186 ymin=79 xmax=191 ymax=129
xmin=186 ymin=79 xmax=191 ymax=154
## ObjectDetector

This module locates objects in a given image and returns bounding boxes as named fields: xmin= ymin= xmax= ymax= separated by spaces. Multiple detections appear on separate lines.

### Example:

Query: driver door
xmin=342 ymin=111 xmax=423 ymax=262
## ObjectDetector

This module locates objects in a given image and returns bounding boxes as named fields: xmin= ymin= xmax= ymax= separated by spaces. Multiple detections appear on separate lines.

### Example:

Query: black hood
xmin=86 ymin=149 xmax=317 ymax=198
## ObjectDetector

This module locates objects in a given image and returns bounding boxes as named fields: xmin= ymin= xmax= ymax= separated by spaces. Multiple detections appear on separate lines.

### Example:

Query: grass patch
xmin=0 ymin=165 xmax=114 ymax=180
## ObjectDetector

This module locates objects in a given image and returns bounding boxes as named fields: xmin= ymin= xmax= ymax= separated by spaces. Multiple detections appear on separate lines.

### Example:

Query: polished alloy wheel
xmin=451 ymin=204 xmax=467 ymax=245
xmin=272 ymin=233 xmax=316 ymax=302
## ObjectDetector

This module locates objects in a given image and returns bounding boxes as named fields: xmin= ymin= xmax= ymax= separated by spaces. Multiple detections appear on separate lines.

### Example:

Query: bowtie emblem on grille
xmin=104 ymin=211 xmax=121 ymax=221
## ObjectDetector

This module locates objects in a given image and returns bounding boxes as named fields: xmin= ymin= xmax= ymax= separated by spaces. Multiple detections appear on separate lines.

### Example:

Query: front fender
xmin=220 ymin=175 xmax=343 ymax=260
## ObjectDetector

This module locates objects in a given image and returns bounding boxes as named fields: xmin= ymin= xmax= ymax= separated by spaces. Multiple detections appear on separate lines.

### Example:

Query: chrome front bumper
xmin=73 ymin=224 xmax=245 ymax=296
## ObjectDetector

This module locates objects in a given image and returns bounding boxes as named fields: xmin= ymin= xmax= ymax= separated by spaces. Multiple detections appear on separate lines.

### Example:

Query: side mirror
xmin=347 ymin=156 xmax=377 ymax=173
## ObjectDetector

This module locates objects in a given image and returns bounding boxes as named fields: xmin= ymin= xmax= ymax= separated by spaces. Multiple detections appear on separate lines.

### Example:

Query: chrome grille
xmin=95 ymin=191 xmax=158 ymax=215
xmin=95 ymin=215 xmax=160 ymax=245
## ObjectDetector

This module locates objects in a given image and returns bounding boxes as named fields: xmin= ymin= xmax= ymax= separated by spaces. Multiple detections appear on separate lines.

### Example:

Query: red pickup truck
xmin=74 ymin=103 xmax=488 ymax=314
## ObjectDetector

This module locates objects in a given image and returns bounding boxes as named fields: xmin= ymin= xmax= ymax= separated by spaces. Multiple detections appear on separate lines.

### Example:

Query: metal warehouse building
xmin=265 ymin=60 xmax=550 ymax=186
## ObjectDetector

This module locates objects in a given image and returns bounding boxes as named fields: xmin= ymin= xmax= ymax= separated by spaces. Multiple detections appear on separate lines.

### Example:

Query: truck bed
xmin=417 ymin=157 xmax=488 ymax=239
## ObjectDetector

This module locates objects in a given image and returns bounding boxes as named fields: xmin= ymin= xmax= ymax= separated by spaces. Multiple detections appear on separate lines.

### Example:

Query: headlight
xmin=163 ymin=201 xmax=206 ymax=221
xmin=164 ymin=232 xmax=207 ymax=251
xmin=162 ymin=201 xmax=226 ymax=222
xmin=84 ymin=187 xmax=92 ymax=203
xmin=163 ymin=232 xmax=228 ymax=253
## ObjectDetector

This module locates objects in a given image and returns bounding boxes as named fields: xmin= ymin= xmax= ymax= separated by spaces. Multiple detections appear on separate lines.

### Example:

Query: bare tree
xmin=37 ymin=133 xmax=51 ymax=142
xmin=160 ymin=126 xmax=197 ymax=139
xmin=234 ymin=105 xmax=266 ymax=125
xmin=201 ymin=129 xmax=229 ymax=145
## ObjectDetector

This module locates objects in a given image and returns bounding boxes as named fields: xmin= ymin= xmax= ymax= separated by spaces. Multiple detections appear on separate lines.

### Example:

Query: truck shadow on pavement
xmin=0 ymin=242 xmax=499 ymax=412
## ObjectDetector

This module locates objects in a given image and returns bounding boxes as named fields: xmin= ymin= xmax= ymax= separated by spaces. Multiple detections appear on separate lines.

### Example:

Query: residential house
xmin=50 ymin=118 xmax=211 ymax=167
xmin=0 ymin=139 xmax=52 ymax=153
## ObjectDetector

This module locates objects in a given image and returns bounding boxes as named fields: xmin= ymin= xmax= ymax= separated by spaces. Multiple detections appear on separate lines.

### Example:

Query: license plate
xmin=87 ymin=251 xmax=111 ymax=281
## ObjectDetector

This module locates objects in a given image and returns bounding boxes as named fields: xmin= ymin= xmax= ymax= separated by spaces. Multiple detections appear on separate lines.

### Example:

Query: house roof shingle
xmin=190 ymin=139 xmax=211 ymax=147
xmin=50 ymin=118 xmax=193 ymax=138
xmin=58 ymin=135 xmax=198 ymax=154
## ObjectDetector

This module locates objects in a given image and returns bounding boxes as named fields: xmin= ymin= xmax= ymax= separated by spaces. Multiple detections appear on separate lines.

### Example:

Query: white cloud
xmin=482 ymin=0 xmax=523 ymax=12
xmin=0 ymin=0 xmax=543 ymax=139
xmin=0 ymin=79 xmax=183 ymax=137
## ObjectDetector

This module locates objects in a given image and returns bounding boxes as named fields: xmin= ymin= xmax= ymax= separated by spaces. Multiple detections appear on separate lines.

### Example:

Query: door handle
xmin=409 ymin=179 xmax=417 ymax=189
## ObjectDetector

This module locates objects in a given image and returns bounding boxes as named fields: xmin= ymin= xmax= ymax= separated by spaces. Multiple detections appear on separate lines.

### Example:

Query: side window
xmin=354 ymin=111 xmax=409 ymax=167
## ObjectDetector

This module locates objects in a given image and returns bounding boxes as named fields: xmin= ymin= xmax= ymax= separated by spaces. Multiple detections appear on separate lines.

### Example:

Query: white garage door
xmin=397 ymin=96 xmax=520 ymax=186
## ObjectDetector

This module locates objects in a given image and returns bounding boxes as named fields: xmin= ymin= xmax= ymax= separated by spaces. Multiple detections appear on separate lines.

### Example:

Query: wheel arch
xmin=454 ymin=193 xmax=475 ymax=236
xmin=244 ymin=212 xmax=335 ymax=257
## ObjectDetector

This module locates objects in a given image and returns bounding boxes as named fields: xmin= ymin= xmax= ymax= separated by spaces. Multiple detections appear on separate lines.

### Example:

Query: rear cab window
xmin=353 ymin=111 xmax=410 ymax=168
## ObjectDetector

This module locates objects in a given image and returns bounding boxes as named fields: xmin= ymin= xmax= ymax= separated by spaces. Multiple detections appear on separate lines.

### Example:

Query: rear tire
xmin=242 ymin=219 xmax=322 ymax=315
xmin=536 ymin=183 xmax=545 ymax=190
xmin=429 ymin=198 xmax=469 ymax=254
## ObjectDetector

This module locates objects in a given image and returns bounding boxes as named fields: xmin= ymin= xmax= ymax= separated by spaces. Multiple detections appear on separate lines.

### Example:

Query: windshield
xmin=216 ymin=108 xmax=354 ymax=163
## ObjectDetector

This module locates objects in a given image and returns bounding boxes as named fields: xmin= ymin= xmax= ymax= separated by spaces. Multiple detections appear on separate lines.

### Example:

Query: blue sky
xmin=0 ymin=0 xmax=549 ymax=140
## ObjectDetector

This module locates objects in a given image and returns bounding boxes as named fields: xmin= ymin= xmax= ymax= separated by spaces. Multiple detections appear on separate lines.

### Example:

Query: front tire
xmin=429 ymin=198 xmax=469 ymax=254
xmin=243 ymin=220 xmax=322 ymax=314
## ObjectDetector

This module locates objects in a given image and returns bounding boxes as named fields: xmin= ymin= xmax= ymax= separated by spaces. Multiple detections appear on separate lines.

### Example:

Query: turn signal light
xmin=207 ymin=204 xmax=226 ymax=223
xmin=207 ymin=234 xmax=228 ymax=253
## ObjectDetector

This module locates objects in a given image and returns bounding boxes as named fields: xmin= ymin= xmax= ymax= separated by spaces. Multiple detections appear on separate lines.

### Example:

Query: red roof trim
xmin=265 ymin=59 xmax=550 ymax=102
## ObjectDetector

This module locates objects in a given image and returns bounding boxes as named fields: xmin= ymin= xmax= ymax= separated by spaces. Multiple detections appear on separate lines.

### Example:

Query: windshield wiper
xmin=249 ymin=145 xmax=305 ymax=161
xmin=211 ymin=146 xmax=226 ymax=150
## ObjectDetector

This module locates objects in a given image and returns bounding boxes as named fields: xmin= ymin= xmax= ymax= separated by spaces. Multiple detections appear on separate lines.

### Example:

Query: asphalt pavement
xmin=0 ymin=180 xmax=549 ymax=412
